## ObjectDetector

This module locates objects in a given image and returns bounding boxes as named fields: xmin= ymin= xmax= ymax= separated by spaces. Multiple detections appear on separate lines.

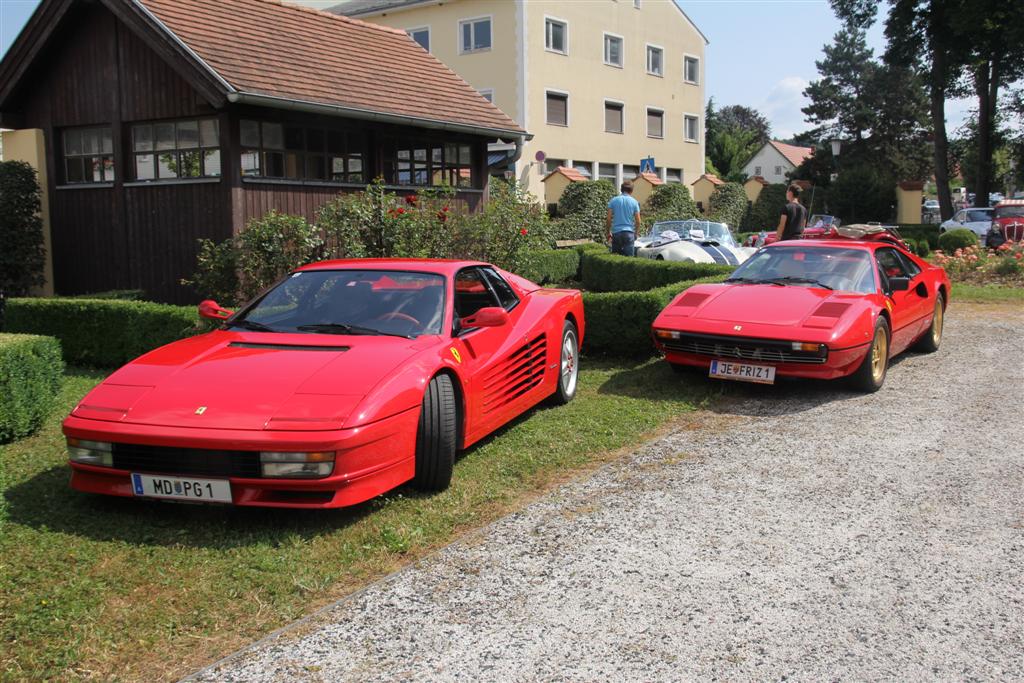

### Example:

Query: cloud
xmin=758 ymin=76 xmax=811 ymax=140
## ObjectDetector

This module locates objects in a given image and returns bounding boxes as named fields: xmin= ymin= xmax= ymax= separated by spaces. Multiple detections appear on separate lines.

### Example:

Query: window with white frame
xmin=775 ymin=165 xmax=783 ymax=176
xmin=545 ymin=17 xmax=567 ymax=54
xmin=407 ymin=27 xmax=429 ymax=51
xmin=754 ymin=165 xmax=762 ymax=176
xmin=478 ymin=88 xmax=494 ymax=103
xmin=63 ymin=126 xmax=115 ymax=184
xmin=684 ymin=55 xmax=700 ymax=84
xmin=603 ymin=34 xmax=623 ymax=67
xmin=544 ymin=158 xmax=566 ymax=174
xmin=622 ymin=164 xmax=639 ymax=179
xmin=666 ymin=168 xmax=682 ymax=183
xmin=646 ymin=45 xmax=663 ymax=76
xmin=573 ymin=161 xmax=593 ymax=178
xmin=633 ymin=0 xmax=642 ymax=8
xmin=459 ymin=17 xmax=491 ymax=53
xmin=546 ymin=91 xmax=568 ymax=126
xmin=604 ymin=101 xmax=624 ymax=134
xmin=647 ymin=108 xmax=664 ymax=138
xmin=598 ymin=163 xmax=617 ymax=181
xmin=684 ymin=114 xmax=699 ymax=142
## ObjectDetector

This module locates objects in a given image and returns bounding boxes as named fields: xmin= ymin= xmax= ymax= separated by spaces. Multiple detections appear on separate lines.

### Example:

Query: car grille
xmin=662 ymin=332 xmax=828 ymax=364
xmin=111 ymin=443 xmax=261 ymax=478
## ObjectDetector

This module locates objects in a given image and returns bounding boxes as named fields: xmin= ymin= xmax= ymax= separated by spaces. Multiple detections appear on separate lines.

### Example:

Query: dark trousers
xmin=611 ymin=230 xmax=635 ymax=256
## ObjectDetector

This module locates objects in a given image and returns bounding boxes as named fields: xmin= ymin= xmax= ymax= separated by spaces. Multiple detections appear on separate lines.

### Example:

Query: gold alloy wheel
xmin=871 ymin=326 xmax=888 ymax=384
xmin=932 ymin=299 xmax=944 ymax=346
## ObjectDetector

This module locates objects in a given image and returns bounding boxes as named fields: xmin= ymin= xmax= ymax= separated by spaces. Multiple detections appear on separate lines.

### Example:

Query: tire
xmin=550 ymin=319 xmax=579 ymax=405
xmin=913 ymin=293 xmax=944 ymax=353
xmin=412 ymin=374 xmax=457 ymax=492
xmin=850 ymin=317 xmax=890 ymax=393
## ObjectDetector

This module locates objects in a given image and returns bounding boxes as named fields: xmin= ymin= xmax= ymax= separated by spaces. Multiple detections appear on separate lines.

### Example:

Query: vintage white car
xmin=636 ymin=220 xmax=756 ymax=265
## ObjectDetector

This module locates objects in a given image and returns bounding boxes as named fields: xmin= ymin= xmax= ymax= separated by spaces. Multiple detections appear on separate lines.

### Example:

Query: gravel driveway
xmin=190 ymin=304 xmax=1024 ymax=682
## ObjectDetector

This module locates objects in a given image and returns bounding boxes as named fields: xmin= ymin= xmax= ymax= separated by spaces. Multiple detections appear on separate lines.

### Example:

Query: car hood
xmin=661 ymin=283 xmax=864 ymax=328
xmin=71 ymin=331 xmax=434 ymax=431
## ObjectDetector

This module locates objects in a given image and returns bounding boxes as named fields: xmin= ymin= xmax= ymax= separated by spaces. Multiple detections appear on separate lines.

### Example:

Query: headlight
xmin=259 ymin=451 xmax=335 ymax=479
xmin=654 ymin=329 xmax=681 ymax=340
xmin=67 ymin=438 xmax=113 ymax=466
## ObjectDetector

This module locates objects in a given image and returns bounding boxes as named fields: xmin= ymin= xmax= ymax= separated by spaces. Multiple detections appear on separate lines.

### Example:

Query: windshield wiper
xmin=296 ymin=323 xmax=414 ymax=339
xmin=225 ymin=319 xmax=278 ymax=332
xmin=724 ymin=277 xmax=784 ymax=286
xmin=766 ymin=276 xmax=833 ymax=290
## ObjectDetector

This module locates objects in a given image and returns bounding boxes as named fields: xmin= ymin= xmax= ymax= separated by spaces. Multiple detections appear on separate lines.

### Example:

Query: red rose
xmin=396 ymin=207 xmax=406 ymax=214
xmin=520 ymin=228 xmax=528 ymax=236
xmin=405 ymin=194 xmax=418 ymax=205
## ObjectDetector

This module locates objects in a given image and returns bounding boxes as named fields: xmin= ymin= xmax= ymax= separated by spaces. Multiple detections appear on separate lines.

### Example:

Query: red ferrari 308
xmin=652 ymin=225 xmax=950 ymax=392
xmin=64 ymin=260 xmax=584 ymax=508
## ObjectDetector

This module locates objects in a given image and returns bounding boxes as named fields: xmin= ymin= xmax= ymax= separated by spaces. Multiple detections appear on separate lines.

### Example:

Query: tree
xmin=705 ymin=99 xmax=771 ymax=181
xmin=0 ymin=161 xmax=46 ymax=326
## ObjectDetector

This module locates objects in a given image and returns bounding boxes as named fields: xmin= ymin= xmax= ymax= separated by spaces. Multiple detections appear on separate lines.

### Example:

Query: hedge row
xmin=518 ymin=249 xmax=582 ymax=285
xmin=4 ymin=298 xmax=204 ymax=367
xmin=0 ymin=333 xmax=64 ymax=443
xmin=582 ymin=274 xmax=730 ymax=357
xmin=896 ymin=224 xmax=941 ymax=249
xmin=580 ymin=251 xmax=735 ymax=292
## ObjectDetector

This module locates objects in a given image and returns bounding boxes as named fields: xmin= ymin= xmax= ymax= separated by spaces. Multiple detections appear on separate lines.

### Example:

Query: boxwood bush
xmin=938 ymin=228 xmax=978 ymax=253
xmin=0 ymin=333 xmax=64 ymax=443
xmin=517 ymin=249 xmax=581 ymax=285
xmin=4 ymin=298 xmax=204 ymax=367
xmin=897 ymin=224 xmax=941 ymax=249
xmin=582 ymin=274 xmax=730 ymax=357
xmin=707 ymin=182 xmax=748 ymax=229
xmin=580 ymin=251 xmax=734 ymax=292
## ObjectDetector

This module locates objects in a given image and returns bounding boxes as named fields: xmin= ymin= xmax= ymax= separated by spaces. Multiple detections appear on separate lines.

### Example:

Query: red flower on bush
xmin=436 ymin=210 xmax=448 ymax=223
xmin=520 ymin=228 xmax=528 ymax=236
xmin=405 ymin=194 xmax=418 ymax=206
xmin=396 ymin=207 xmax=406 ymax=215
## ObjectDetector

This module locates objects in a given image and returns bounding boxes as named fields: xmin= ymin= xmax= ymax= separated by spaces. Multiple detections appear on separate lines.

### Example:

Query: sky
xmin=0 ymin=0 xmax=974 ymax=141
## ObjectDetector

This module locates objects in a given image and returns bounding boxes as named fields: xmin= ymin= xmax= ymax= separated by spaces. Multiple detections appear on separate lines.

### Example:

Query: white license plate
xmin=709 ymin=359 xmax=776 ymax=385
xmin=130 ymin=473 xmax=232 ymax=503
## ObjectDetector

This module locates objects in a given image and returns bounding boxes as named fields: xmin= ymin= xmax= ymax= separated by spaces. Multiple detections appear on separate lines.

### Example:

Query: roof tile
xmin=769 ymin=140 xmax=814 ymax=168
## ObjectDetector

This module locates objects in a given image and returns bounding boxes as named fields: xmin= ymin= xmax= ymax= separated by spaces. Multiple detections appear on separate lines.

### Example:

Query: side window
xmin=454 ymin=268 xmax=500 ymax=325
xmin=954 ymin=210 xmax=965 ymax=222
xmin=896 ymin=249 xmax=921 ymax=278
xmin=482 ymin=268 xmax=519 ymax=310
xmin=876 ymin=248 xmax=909 ymax=282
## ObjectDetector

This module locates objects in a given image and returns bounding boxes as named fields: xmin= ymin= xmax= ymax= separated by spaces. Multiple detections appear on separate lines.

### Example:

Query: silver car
xmin=940 ymin=207 xmax=993 ymax=239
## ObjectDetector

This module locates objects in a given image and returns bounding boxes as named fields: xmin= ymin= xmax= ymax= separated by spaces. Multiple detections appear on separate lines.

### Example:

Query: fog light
xmin=792 ymin=342 xmax=823 ymax=352
xmin=260 ymin=451 xmax=335 ymax=479
xmin=67 ymin=438 xmax=113 ymax=467
xmin=654 ymin=329 xmax=680 ymax=340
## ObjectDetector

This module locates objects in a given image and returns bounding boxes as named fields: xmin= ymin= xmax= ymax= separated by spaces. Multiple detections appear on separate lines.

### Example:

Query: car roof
xmin=296 ymin=258 xmax=488 ymax=275
xmin=995 ymin=199 xmax=1024 ymax=208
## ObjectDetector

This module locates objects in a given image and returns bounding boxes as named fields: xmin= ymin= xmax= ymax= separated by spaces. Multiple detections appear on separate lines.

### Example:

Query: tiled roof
xmin=745 ymin=175 xmax=768 ymax=186
xmin=691 ymin=173 xmax=724 ymax=186
xmin=636 ymin=171 xmax=664 ymax=186
xmin=542 ymin=166 xmax=587 ymax=183
xmin=769 ymin=141 xmax=814 ymax=168
xmin=138 ymin=0 xmax=525 ymax=137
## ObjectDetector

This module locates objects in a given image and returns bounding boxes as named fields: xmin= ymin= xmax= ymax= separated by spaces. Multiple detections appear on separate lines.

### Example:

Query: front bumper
xmin=63 ymin=407 xmax=419 ymax=509
xmin=657 ymin=342 xmax=871 ymax=380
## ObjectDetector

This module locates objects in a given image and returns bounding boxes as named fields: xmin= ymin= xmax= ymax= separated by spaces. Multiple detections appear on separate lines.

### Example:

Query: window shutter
xmin=547 ymin=93 xmax=567 ymax=126
xmin=647 ymin=110 xmax=663 ymax=137
xmin=605 ymin=104 xmax=623 ymax=133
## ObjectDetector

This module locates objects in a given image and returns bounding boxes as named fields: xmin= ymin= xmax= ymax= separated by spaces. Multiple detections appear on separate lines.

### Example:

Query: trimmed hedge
xmin=582 ymin=274 xmax=730 ymax=357
xmin=0 ymin=333 xmax=64 ymax=443
xmin=518 ymin=249 xmax=581 ymax=285
xmin=938 ymin=228 xmax=978 ymax=253
xmin=896 ymin=224 xmax=941 ymax=249
xmin=580 ymin=251 xmax=735 ymax=292
xmin=4 ymin=298 xmax=204 ymax=367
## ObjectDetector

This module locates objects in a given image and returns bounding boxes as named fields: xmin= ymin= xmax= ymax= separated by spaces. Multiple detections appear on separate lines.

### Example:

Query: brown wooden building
xmin=0 ymin=0 xmax=527 ymax=303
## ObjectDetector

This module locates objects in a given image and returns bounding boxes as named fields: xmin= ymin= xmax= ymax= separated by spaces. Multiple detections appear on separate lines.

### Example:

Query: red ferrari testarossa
xmin=64 ymin=259 xmax=584 ymax=508
xmin=652 ymin=225 xmax=950 ymax=392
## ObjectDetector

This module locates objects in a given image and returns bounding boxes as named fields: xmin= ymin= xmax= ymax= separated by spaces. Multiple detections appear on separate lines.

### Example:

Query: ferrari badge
xmin=450 ymin=347 xmax=462 ymax=364
xmin=194 ymin=406 xmax=207 ymax=415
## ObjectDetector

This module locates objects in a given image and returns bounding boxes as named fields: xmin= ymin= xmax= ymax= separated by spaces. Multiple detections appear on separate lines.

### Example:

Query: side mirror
xmin=460 ymin=307 xmax=509 ymax=328
xmin=888 ymin=277 xmax=910 ymax=292
xmin=198 ymin=299 xmax=234 ymax=320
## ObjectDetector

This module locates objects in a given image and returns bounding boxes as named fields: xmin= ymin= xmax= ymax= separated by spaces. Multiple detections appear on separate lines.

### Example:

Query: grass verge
xmin=0 ymin=360 xmax=715 ymax=681
xmin=951 ymin=282 xmax=1024 ymax=303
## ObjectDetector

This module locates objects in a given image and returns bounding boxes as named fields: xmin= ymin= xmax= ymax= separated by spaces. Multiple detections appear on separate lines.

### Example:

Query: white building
xmin=741 ymin=140 xmax=813 ymax=185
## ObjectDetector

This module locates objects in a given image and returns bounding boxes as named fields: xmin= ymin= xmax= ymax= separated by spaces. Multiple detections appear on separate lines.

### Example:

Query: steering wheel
xmin=374 ymin=312 xmax=421 ymax=326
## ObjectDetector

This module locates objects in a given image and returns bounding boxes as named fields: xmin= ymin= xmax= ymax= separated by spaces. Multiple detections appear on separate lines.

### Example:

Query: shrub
xmin=645 ymin=184 xmax=699 ymax=224
xmin=828 ymin=165 xmax=896 ymax=223
xmin=558 ymin=179 xmax=616 ymax=220
xmin=70 ymin=289 xmax=146 ymax=301
xmin=938 ymin=228 xmax=978 ymax=253
xmin=913 ymin=239 xmax=931 ymax=258
xmin=707 ymin=182 xmax=748 ymax=229
xmin=516 ymin=249 xmax=580 ymax=285
xmin=582 ymin=274 xmax=730 ymax=357
xmin=993 ymin=255 xmax=1023 ymax=277
xmin=0 ymin=333 xmax=64 ymax=443
xmin=897 ymin=224 xmax=941 ymax=249
xmin=4 ymin=298 xmax=203 ymax=367
xmin=580 ymin=251 xmax=734 ymax=292
xmin=0 ymin=161 xmax=46 ymax=326
xmin=743 ymin=183 xmax=787 ymax=232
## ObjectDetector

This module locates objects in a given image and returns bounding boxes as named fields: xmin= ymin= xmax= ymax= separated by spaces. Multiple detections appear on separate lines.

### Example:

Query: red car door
xmin=875 ymin=247 xmax=930 ymax=353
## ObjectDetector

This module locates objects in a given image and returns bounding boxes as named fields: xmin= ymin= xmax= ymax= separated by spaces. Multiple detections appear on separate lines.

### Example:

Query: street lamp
xmin=829 ymin=138 xmax=842 ymax=182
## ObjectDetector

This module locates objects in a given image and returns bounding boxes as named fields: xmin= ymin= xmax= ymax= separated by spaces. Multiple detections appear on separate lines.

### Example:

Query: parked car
xmin=636 ymin=219 xmax=755 ymax=265
xmin=63 ymin=259 xmax=585 ymax=508
xmin=940 ymin=207 xmax=993 ymax=239
xmin=742 ymin=215 xmax=837 ymax=248
xmin=922 ymin=199 xmax=940 ymax=212
xmin=986 ymin=199 xmax=1024 ymax=247
xmin=652 ymin=225 xmax=950 ymax=392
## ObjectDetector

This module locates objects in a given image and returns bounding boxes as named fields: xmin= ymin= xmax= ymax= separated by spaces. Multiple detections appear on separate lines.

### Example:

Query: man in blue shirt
xmin=606 ymin=180 xmax=641 ymax=256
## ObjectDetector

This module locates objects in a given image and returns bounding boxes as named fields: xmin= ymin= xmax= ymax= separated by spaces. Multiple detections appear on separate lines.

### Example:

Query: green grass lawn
xmin=952 ymin=282 xmax=1024 ymax=303
xmin=0 ymin=360 xmax=715 ymax=681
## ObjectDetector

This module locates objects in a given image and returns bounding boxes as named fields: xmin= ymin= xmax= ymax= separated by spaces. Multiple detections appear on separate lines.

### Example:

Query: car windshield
xmin=967 ymin=209 xmax=993 ymax=222
xmin=807 ymin=214 xmax=840 ymax=229
xmin=646 ymin=220 xmax=735 ymax=246
xmin=234 ymin=270 xmax=446 ymax=337
xmin=995 ymin=206 xmax=1024 ymax=219
xmin=727 ymin=246 xmax=876 ymax=293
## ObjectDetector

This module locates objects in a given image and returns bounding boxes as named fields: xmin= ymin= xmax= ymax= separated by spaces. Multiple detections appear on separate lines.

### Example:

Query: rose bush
xmin=931 ymin=240 xmax=1024 ymax=285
